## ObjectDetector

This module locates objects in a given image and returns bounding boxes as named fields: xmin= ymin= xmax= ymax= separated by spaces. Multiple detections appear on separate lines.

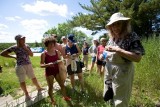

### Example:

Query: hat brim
xmin=20 ymin=36 xmax=25 ymax=39
xmin=106 ymin=18 xmax=130 ymax=26
xmin=68 ymin=39 xmax=75 ymax=43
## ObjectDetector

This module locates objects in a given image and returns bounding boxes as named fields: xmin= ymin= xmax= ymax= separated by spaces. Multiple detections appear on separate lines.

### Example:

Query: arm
xmin=0 ymin=49 xmax=16 ymax=59
xmin=23 ymin=45 xmax=33 ymax=57
xmin=75 ymin=44 xmax=81 ymax=57
xmin=40 ymin=52 xmax=54 ymax=68
xmin=56 ymin=50 xmax=61 ymax=60
xmin=106 ymin=46 xmax=142 ymax=62
xmin=88 ymin=46 xmax=92 ymax=54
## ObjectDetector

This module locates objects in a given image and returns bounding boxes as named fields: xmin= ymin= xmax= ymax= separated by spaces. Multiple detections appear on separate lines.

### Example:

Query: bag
xmin=103 ymin=87 xmax=113 ymax=101
xmin=104 ymin=79 xmax=113 ymax=101
xmin=79 ymin=61 xmax=85 ymax=68
xmin=78 ymin=56 xmax=85 ymax=68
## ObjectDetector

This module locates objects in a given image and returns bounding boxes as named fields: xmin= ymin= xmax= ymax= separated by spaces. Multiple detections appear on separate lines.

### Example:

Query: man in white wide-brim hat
xmin=103 ymin=12 xmax=145 ymax=107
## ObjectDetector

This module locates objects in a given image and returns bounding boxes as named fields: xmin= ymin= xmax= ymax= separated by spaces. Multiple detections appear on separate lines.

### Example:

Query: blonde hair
xmin=107 ymin=20 xmax=132 ymax=39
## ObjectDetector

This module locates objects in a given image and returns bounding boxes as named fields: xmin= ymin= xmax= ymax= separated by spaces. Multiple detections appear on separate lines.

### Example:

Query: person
xmin=51 ymin=34 xmax=67 ymax=86
xmin=0 ymin=34 xmax=43 ymax=100
xmin=61 ymin=36 xmax=67 ymax=65
xmin=96 ymin=38 xmax=107 ymax=76
xmin=103 ymin=12 xmax=145 ymax=107
xmin=88 ymin=38 xmax=99 ymax=73
xmin=82 ymin=42 xmax=90 ymax=71
xmin=64 ymin=34 xmax=84 ymax=93
xmin=40 ymin=36 xmax=71 ymax=105
xmin=61 ymin=36 xmax=67 ymax=47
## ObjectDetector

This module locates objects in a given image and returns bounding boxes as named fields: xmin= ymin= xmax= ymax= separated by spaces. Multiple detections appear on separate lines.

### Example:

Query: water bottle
xmin=102 ymin=50 xmax=108 ymax=59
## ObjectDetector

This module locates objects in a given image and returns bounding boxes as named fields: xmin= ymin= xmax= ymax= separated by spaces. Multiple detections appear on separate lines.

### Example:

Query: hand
xmin=106 ymin=46 xmax=120 ymax=52
xmin=22 ymin=44 xmax=27 ymax=49
xmin=99 ymin=54 xmax=104 ymax=60
xmin=48 ymin=62 xmax=54 ymax=67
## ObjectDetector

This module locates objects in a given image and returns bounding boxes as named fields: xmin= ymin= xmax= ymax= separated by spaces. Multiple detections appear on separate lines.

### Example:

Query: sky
xmin=0 ymin=0 xmax=105 ymax=43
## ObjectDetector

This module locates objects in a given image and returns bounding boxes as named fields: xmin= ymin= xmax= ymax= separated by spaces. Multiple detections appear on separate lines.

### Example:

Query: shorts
xmin=15 ymin=64 xmax=35 ymax=83
xmin=67 ymin=61 xmax=82 ymax=75
xmin=97 ymin=60 xmax=106 ymax=66
xmin=92 ymin=56 xmax=96 ymax=62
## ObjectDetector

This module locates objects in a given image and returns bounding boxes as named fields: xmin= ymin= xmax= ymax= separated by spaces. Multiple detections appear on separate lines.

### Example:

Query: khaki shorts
xmin=15 ymin=64 xmax=35 ymax=83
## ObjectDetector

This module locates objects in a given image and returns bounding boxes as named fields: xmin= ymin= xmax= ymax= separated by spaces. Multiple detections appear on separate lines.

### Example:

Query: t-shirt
xmin=6 ymin=44 xmax=31 ymax=66
xmin=82 ymin=47 xmax=89 ymax=55
xmin=97 ymin=45 xmax=105 ymax=60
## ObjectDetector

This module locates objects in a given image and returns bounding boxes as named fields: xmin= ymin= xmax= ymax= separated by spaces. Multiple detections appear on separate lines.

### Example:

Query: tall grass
xmin=130 ymin=36 xmax=160 ymax=106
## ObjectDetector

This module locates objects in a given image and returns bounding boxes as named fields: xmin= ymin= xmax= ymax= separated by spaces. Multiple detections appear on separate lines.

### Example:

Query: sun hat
xmin=15 ymin=34 xmax=25 ymax=40
xmin=106 ymin=12 xmax=130 ymax=26
xmin=61 ymin=36 xmax=66 ymax=40
xmin=93 ymin=38 xmax=99 ymax=42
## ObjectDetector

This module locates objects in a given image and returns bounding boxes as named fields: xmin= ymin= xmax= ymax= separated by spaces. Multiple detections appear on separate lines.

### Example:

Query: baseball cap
xmin=15 ymin=34 xmax=25 ymax=40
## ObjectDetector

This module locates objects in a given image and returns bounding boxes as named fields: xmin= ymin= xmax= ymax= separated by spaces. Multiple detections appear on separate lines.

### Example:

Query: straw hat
xmin=106 ymin=12 xmax=130 ymax=26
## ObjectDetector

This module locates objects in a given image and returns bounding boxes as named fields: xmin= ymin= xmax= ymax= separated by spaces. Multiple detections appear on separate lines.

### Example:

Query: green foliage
xmin=68 ymin=0 xmax=160 ymax=36
xmin=44 ymin=22 xmax=90 ymax=46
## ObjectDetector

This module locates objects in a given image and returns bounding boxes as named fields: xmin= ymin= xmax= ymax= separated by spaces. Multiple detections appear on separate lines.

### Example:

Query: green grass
xmin=0 ymin=56 xmax=46 ymax=98
xmin=0 ymin=36 xmax=160 ymax=106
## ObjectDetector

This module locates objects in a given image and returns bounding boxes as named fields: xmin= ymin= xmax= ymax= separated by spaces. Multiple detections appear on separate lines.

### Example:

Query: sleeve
xmin=130 ymin=40 xmax=145 ymax=55
xmin=6 ymin=46 xmax=15 ymax=53
xmin=129 ymin=33 xmax=145 ymax=55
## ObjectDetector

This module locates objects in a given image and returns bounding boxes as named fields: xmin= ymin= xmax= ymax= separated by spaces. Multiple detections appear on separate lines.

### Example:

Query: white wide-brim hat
xmin=106 ymin=12 xmax=130 ymax=26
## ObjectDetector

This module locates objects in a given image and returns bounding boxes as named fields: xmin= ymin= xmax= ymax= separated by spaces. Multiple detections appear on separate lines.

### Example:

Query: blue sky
xmin=0 ymin=0 xmax=105 ymax=43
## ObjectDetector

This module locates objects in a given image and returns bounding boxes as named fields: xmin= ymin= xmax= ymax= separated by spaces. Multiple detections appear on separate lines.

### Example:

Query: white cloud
xmin=22 ymin=1 xmax=68 ymax=17
xmin=20 ymin=19 xmax=50 ymax=42
xmin=74 ymin=27 xmax=107 ymax=39
xmin=5 ymin=16 xmax=21 ymax=21
xmin=0 ymin=24 xmax=8 ymax=30
xmin=0 ymin=31 xmax=13 ymax=43
xmin=74 ymin=27 xmax=92 ymax=36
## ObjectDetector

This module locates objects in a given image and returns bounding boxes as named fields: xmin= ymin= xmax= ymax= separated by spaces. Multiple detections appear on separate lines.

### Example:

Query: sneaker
xmin=63 ymin=96 xmax=71 ymax=101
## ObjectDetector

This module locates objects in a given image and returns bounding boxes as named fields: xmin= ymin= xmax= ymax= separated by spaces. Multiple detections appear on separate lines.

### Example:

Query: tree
xmin=43 ymin=22 xmax=89 ymax=45
xmin=68 ymin=0 xmax=160 ymax=37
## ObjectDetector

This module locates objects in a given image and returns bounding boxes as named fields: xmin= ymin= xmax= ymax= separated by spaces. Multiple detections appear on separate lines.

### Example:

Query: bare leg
xmin=70 ymin=74 xmax=75 ymax=89
xmin=31 ymin=77 xmax=42 ymax=91
xmin=90 ymin=62 xmax=95 ymax=73
xmin=97 ymin=65 xmax=102 ymax=76
xmin=46 ymin=76 xmax=55 ymax=104
xmin=20 ymin=82 xmax=29 ymax=97
xmin=77 ymin=73 xmax=84 ymax=91
xmin=55 ymin=74 xmax=67 ymax=97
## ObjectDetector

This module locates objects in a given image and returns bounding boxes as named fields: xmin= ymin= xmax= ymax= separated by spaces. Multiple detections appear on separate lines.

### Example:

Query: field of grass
xmin=0 ymin=36 xmax=160 ymax=106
